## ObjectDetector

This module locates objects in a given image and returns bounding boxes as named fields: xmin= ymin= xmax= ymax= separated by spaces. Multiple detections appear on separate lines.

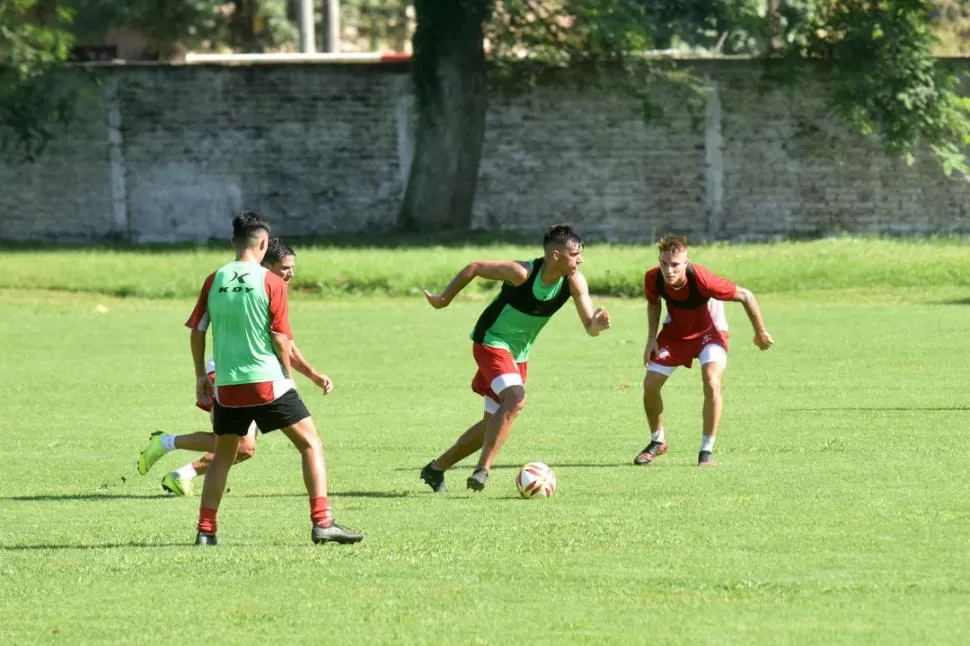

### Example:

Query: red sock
xmin=198 ymin=507 xmax=218 ymax=534
xmin=310 ymin=496 xmax=332 ymax=527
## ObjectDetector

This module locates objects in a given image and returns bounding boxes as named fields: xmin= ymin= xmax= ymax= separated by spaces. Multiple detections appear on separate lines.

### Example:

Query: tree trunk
xmin=398 ymin=0 xmax=490 ymax=232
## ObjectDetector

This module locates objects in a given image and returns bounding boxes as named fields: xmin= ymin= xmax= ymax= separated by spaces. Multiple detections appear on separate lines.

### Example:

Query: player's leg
xmin=471 ymin=384 xmax=527 ymax=490
xmin=698 ymin=344 xmax=727 ymax=466
xmin=195 ymin=404 xmax=250 ymax=545
xmin=432 ymin=414 xmax=490 ymax=470
xmin=163 ymin=423 xmax=257 ymax=495
xmin=421 ymin=413 xmax=491 ymax=493
xmin=265 ymin=391 xmax=362 ymax=545
xmin=635 ymin=367 xmax=672 ymax=465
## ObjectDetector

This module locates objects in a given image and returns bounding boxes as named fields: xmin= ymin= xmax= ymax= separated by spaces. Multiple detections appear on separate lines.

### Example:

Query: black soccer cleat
xmin=194 ymin=531 xmax=218 ymax=546
xmin=420 ymin=462 xmax=448 ymax=493
xmin=697 ymin=450 xmax=715 ymax=467
xmin=466 ymin=467 xmax=489 ymax=492
xmin=634 ymin=441 xmax=668 ymax=466
xmin=312 ymin=522 xmax=364 ymax=545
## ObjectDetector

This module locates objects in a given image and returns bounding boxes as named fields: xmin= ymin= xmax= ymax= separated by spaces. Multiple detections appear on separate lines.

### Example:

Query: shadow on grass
xmin=5 ymin=490 xmax=407 ymax=502
xmin=936 ymin=298 xmax=970 ymax=306
xmin=392 ymin=462 xmax=628 ymax=472
xmin=237 ymin=490 xmax=409 ymax=499
xmin=5 ymin=493 xmax=171 ymax=502
xmin=785 ymin=406 xmax=970 ymax=412
xmin=0 ymin=542 xmax=190 ymax=551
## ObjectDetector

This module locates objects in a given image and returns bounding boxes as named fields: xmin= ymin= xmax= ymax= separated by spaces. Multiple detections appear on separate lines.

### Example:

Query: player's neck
xmin=540 ymin=265 xmax=562 ymax=285
xmin=665 ymin=276 xmax=688 ymax=291
xmin=235 ymin=249 xmax=263 ymax=264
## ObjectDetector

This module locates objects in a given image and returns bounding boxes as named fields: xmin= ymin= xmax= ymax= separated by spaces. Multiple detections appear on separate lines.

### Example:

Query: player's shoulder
xmin=689 ymin=263 xmax=718 ymax=279
xmin=567 ymin=269 xmax=588 ymax=292
xmin=644 ymin=265 xmax=661 ymax=281
xmin=263 ymin=268 xmax=286 ymax=287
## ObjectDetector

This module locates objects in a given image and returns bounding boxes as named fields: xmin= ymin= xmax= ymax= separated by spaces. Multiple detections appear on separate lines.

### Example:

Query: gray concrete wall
xmin=2 ymin=60 xmax=969 ymax=243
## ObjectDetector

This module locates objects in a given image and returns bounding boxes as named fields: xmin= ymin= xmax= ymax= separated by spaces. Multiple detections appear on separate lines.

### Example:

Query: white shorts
xmin=647 ymin=343 xmax=727 ymax=377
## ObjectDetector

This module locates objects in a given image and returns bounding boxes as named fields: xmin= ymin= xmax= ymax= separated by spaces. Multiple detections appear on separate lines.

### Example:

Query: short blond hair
xmin=658 ymin=234 xmax=688 ymax=255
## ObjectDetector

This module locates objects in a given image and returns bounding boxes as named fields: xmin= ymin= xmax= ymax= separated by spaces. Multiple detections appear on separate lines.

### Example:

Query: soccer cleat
xmin=194 ymin=532 xmax=218 ymax=546
xmin=137 ymin=432 xmax=166 ymax=476
xmin=634 ymin=441 xmax=668 ymax=466
xmin=697 ymin=451 xmax=715 ymax=466
xmin=161 ymin=472 xmax=191 ymax=496
xmin=311 ymin=522 xmax=364 ymax=545
xmin=466 ymin=467 xmax=489 ymax=491
xmin=420 ymin=462 xmax=448 ymax=493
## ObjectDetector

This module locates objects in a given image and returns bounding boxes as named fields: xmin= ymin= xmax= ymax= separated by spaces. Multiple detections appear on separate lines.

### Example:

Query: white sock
xmin=174 ymin=464 xmax=197 ymax=481
xmin=651 ymin=428 xmax=665 ymax=443
xmin=700 ymin=434 xmax=716 ymax=453
xmin=160 ymin=434 xmax=177 ymax=452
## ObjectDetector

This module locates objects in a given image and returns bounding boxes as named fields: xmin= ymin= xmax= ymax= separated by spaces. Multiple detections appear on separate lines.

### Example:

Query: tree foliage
xmin=0 ymin=0 xmax=78 ymax=161
xmin=62 ymin=0 xmax=297 ymax=57
xmin=788 ymin=0 xmax=970 ymax=176
xmin=479 ymin=0 xmax=970 ymax=176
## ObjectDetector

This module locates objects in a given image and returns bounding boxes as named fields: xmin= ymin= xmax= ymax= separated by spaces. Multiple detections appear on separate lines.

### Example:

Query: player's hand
xmin=643 ymin=338 xmax=659 ymax=366
xmin=753 ymin=330 xmax=774 ymax=350
xmin=196 ymin=374 xmax=213 ymax=408
xmin=423 ymin=289 xmax=450 ymax=309
xmin=312 ymin=373 xmax=334 ymax=395
xmin=590 ymin=307 xmax=611 ymax=334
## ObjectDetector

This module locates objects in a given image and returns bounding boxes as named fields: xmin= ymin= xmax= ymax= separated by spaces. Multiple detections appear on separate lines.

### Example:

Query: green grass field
xmin=2 ymin=240 xmax=970 ymax=644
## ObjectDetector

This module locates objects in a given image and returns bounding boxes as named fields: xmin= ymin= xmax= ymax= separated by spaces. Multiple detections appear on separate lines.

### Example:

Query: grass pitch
xmin=1 ymin=240 xmax=969 ymax=643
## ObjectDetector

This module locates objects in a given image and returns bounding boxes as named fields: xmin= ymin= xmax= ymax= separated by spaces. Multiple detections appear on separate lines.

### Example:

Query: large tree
xmin=0 ymin=0 xmax=76 ymax=161
xmin=399 ymin=0 xmax=970 ymax=231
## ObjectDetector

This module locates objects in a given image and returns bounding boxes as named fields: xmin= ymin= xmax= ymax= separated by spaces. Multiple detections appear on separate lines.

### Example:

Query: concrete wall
xmin=2 ymin=60 xmax=969 ymax=243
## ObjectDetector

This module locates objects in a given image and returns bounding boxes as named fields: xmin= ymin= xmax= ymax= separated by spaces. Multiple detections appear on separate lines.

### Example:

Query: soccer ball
xmin=515 ymin=462 xmax=557 ymax=498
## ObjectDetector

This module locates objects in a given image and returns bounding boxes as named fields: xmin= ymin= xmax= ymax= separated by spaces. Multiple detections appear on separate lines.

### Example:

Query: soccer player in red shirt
xmin=185 ymin=213 xmax=361 ymax=545
xmin=136 ymin=238 xmax=334 ymax=496
xmin=635 ymin=235 xmax=773 ymax=467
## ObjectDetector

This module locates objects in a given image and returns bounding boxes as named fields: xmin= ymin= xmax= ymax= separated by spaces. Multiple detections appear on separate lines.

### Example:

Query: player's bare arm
xmin=568 ymin=271 xmax=611 ymax=336
xmin=644 ymin=301 xmax=662 ymax=366
xmin=290 ymin=341 xmax=334 ymax=395
xmin=424 ymin=260 xmax=531 ymax=309
xmin=272 ymin=332 xmax=294 ymax=377
xmin=190 ymin=329 xmax=213 ymax=406
xmin=732 ymin=287 xmax=774 ymax=350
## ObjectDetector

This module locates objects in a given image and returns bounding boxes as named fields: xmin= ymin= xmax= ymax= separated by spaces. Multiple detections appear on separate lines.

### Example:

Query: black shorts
xmin=212 ymin=390 xmax=311 ymax=437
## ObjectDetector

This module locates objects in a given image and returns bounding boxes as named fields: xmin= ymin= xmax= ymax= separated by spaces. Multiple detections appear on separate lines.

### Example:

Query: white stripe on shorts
xmin=483 ymin=397 xmax=500 ymax=415
xmin=490 ymin=372 xmax=523 ymax=395
xmin=647 ymin=344 xmax=727 ymax=377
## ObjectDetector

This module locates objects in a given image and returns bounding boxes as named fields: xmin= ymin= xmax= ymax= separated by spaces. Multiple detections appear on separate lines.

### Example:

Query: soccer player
xmin=419 ymin=224 xmax=612 ymax=493
xmin=136 ymin=238 xmax=334 ymax=496
xmin=634 ymin=234 xmax=773 ymax=467
xmin=185 ymin=213 xmax=361 ymax=545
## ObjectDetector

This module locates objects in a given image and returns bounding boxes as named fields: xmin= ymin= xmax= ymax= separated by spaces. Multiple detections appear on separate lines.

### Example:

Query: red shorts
xmin=471 ymin=344 xmax=527 ymax=404
xmin=650 ymin=328 xmax=729 ymax=369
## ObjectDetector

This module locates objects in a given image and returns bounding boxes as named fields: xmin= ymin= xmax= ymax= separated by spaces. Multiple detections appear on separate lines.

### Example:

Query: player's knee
xmin=291 ymin=429 xmax=321 ymax=454
xmin=236 ymin=443 xmax=256 ymax=462
xmin=500 ymin=387 xmax=527 ymax=414
xmin=703 ymin=375 xmax=722 ymax=398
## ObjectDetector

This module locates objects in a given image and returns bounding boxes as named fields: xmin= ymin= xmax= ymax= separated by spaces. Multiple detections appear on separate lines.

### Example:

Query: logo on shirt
xmin=218 ymin=271 xmax=254 ymax=293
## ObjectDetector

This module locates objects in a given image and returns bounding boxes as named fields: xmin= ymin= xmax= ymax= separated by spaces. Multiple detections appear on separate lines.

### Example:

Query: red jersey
xmin=644 ymin=263 xmax=737 ymax=341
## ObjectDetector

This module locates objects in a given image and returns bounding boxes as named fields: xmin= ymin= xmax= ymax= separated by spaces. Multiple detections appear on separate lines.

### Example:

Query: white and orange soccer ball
xmin=515 ymin=462 xmax=557 ymax=498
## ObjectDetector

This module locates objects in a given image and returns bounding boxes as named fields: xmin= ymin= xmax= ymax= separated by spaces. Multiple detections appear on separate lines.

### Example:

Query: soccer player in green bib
xmin=420 ymin=225 xmax=612 ymax=493
xmin=185 ymin=212 xmax=362 ymax=545
xmin=136 ymin=238 xmax=334 ymax=496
